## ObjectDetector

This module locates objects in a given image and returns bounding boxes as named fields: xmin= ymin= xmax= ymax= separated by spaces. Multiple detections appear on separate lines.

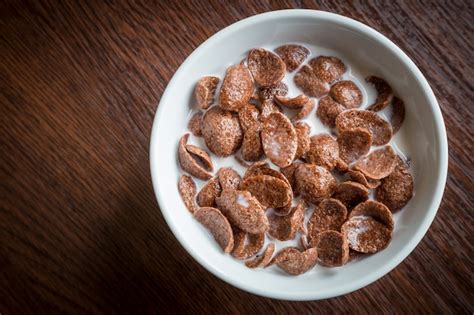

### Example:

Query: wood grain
xmin=1 ymin=1 xmax=473 ymax=313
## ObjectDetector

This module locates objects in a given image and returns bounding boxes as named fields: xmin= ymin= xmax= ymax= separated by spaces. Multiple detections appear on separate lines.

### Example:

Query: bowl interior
xmin=150 ymin=11 xmax=447 ymax=300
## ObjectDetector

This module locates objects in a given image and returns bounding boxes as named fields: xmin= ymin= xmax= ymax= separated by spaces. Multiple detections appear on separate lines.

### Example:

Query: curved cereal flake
xmin=390 ymin=97 xmax=405 ymax=134
xmin=217 ymin=167 xmax=242 ymax=191
xmin=241 ymin=124 xmax=264 ymax=162
xmin=245 ymin=243 xmax=275 ymax=268
xmin=261 ymin=112 xmax=298 ymax=167
xmin=188 ymin=111 xmax=203 ymax=137
xmin=376 ymin=157 xmax=414 ymax=212
xmin=231 ymin=227 xmax=265 ymax=260
xmin=197 ymin=176 xmax=221 ymax=207
xmin=238 ymin=103 xmax=260 ymax=132
xmin=332 ymin=181 xmax=369 ymax=210
xmin=291 ymin=98 xmax=315 ymax=122
xmin=294 ymin=65 xmax=330 ymax=98
xmin=308 ymin=56 xmax=346 ymax=83
xmin=194 ymin=76 xmax=220 ymax=110
xmin=316 ymin=96 xmax=346 ymax=128
xmin=353 ymin=146 xmax=397 ymax=180
xmin=241 ymin=175 xmax=292 ymax=209
xmin=350 ymin=200 xmax=394 ymax=230
xmin=348 ymin=170 xmax=381 ymax=189
xmin=280 ymin=162 xmax=302 ymax=196
xmin=366 ymin=76 xmax=394 ymax=112
xmin=194 ymin=207 xmax=234 ymax=253
xmin=185 ymin=144 xmax=213 ymax=172
xmin=335 ymin=109 xmax=392 ymax=145
xmin=268 ymin=200 xmax=307 ymax=241
xmin=219 ymin=64 xmax=253 ymax=112
xmin=329 ymin=80 xmax=363 ymax=109
xmin=307 ymin=198 xmax=347 ymax=246
xmin=268 ymin=247 xmax=318 ymax=275
xmin=178 ymin=175 xmax=198 ymax=213
xmin=202 ymin=106 xmax=243 ymax=157
xmin=275 ymin=94 xmax=309 ymax=109
xmin=216 ymin=190 xmax=268 ymax=234
xmin=314 ymin=230 xmax=349 ymax=267
xmin=305 ymin=134 xmax=339 ymax=171
xmin=294 ymin=122 xmax=311 ymax=160
xmin=258 ymin=82 xmax=288 ymax=101
xmin=295 ymin=164 xmax=336 ymax=204
xmin=274 ymin=44 xmax=310 ymax=72
xmin=244 ymin=162 xmax=291 ymax=189
xmin=178 ymin=134 xmax=212 ymax=180
xmin=247 ymin=48 xmax=286 ymax=86
xmin=337 ymin=128 xmax=372 ymax=164
xmin=342 ymin=216 xmax=392 ymax=253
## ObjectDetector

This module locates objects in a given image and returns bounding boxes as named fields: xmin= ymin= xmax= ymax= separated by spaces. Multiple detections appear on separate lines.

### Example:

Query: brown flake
xmin=202 ymin=106 xmax=243 ymax=156
xmin=245 ymin=243 xmax=275 ymax=268
xmin=185 ymin=144 xmax=213 ymax=172
xmin=291 ymin=98 xmax=315 ymax=122
xmin=261 ymin=112 xmax=298 ymax=167
xmin=336 ymin=109 xmax=392 ymax=146
xmin=342 ymin=216 xmax=392 ymax=253
xmin=247 ymin=48 xmax=286 ymax=86
xmin=376 ymin=157 xmax=414 ymax=212
xmin=241 ymin=175 xmax=292 ymax=209
xmin=304 ymin=134 xmax=340 ymax=171
xmin=195 ymin=76 xmax=220 ymax=110
xmin=267 ymin=247 xmax=318 ymax=275
xmin=295 ymin=164 xmax=337 ymax=204
xmin=217 ymin=167 xmax=242 ymax=191
xmin=332 ymin=181 xmax=369 ymax=210
xmin=314 ymin=230 xmax=349 ymax=267
xmin=268 ymin=200 xmax=307 ymax=241
xmin=241 ymin=124 xmax=264 ymax=162
xmin=178 ymin=134 xmax=212 ymax=180
xmin=316 ymin=96 xmax=346 ymax=128
xmin=337 ymin=128 xmax=372 ymax=164
xmin=197 ymin=176 xmax=221 ymax=207
xmin=390 ymin=96 xmax=405 ymax=134
xmin=349 ymin=200 xmax=394 ymax=230
xmin=274 ymin=44 xmax=310 ymax=72
xmin=353 ymin=146 xmax=397 ymax=180
xmin=188 ymin=111 xmax=204 ymax=137
xmin=329 ymin=80 xmax=363 ymax=109
xmin=219 ymin=64 xmax=253 ymax=111
xmin=294 ymin=65 xmax=330 ymax=98
xmin=238 ymin=103 xmax=260 ymax=132
xmin=216 ymin=189 xmax=269 ymax=234
xmin=258 ymin=82 xmax=288 ymax=101
xmin=308 ymin=56 xmax=346 ymax=83
xmin=307 ymin=198 xmax=347 ymax=246
xmin=275 ymin=94 xmax=310 ymax=109
xmin=194 ymin=207 xmax=234 ymax=253
xmin=178 ymin=175 xmax=198 ymax=213
xmin=366 ymin=76 xmax=394 ymax=112
xmin=231 ymin=227 xmax=265 ymax=260
xmin=348 ymin=170 xmax=381 ymax=189
xmin=294 ymin=122 xmax=311 ymax=160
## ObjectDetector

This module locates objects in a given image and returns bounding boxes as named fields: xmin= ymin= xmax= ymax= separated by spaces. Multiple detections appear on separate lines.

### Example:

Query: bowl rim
xmin=149 ymin=9 xmax=448 ymax=300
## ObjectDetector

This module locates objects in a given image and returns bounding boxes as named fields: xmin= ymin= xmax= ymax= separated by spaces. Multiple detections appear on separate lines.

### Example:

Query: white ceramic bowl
xmin=150 ymin=10 xmax=448 ymax=300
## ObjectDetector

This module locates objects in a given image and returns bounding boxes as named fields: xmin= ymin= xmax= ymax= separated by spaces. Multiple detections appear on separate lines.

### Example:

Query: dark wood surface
xmin=1 ymin=1 xmax=473 ymax=313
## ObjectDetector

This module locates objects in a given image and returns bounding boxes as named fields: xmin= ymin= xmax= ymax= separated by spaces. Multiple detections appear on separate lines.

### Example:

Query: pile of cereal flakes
xmin=177 ymin=45 xmax=414 ymax=275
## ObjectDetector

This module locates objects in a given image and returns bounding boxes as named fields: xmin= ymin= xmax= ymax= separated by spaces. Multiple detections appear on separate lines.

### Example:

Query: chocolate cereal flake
xmin=178 ymin=134 xmax=213 ymax=180
xmin=294 ymin=65 xmax=330 ymax=98
xmin=294 ymin=122 xmax=311 ymax=160
xmin=197 ymin=176 xmax=221 ymax=207
xmin=247 ymin=48 xmax=286 ymax=86
xmin=295 ymin=164 xmax=337 ymax=204
xmin=188 ymin=111 xmax=204 ymax=137
xmin=309 ymin=56 xmax=346 ymax=83
xmin=307 ymin=198 xmax=347 ymax=246
xmin=261 ymin=112 xmax=298 ymax=168
xmin=178 ymin=175 xmax=198 ymax=213
xmin=305 ymin=134 xmax=340 ymax=171
xmin=219 ymin=64 xmax=253 ymax=112
xmin=342 ymin=216 xmax=392 ymax=253
xmin=332 ymin=181 xmax=369 ymax=210
xmin=216 ymin=189 xmax=269 ymax=234
xmin=245 ymin=243 xmax=276 ymax=268
xmin=353 ymin=146 xmax=397 ymax=180
xmin=336 ymin=109 xmax=392 ymax=145
xmin=316 ymin=96 xmax=346 ymax=128
xmin=274 ymin=44 xmax=310 ymax=72
xmin=329 ymin=80 xmax=363 ymax=109
xmin=268 ymin=247 xmax=318 ymax=275
xmin=390 ymin=96 xmax=406 ymax=134
xmin=195 ymin=76 xmax=220 ymax=110
xmin=194 ymin=207 xmax=234 ymax=253
xmin=241 ymin=175 xmax=292 ymax=209
xmin=314 ymin=230 xmax=349 ymax=267
xmin=366 ymin=76 xmax=394 ymax=112
xmin=337 ymin=128 xmax=372 ymax=164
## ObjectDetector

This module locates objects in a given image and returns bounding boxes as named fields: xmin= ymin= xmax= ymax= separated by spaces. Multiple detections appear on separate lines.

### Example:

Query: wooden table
xmin=1 ymin=1 xmax=472 ymax=313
